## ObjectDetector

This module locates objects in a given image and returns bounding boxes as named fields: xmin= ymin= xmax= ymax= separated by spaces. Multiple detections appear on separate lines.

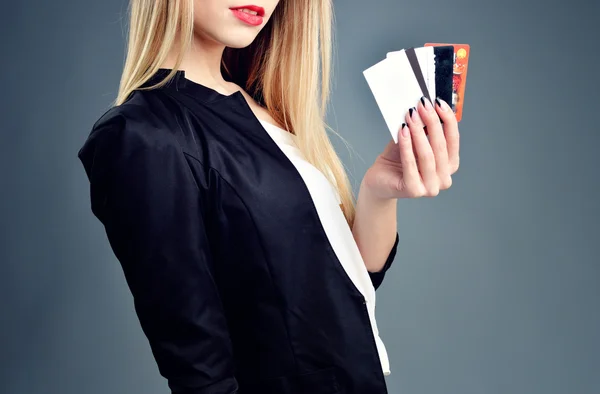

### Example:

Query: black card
xmin=433 ymin=46 xmax=454 ymax=106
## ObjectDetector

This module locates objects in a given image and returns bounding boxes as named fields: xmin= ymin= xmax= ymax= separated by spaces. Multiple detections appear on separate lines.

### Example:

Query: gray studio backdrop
xmin=1 ymin=0 xmax=598 ymax=393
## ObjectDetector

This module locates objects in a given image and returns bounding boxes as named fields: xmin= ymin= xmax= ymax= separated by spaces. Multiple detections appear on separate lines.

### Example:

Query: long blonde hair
xmin=115 ymin=0 xmax=357 ymax=226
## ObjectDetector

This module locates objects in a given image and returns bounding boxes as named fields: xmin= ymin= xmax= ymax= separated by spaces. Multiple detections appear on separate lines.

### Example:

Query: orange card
xmin=424 ymin=43 xmax=470 ymax=122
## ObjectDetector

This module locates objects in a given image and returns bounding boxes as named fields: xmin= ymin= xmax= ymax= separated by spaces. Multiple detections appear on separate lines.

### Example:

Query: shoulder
xmin=78 ymin=90 xmax=187 ymax=180
xmin=95 ymin=90 xmax=181 ymax=145
xmin=80 ymin=90 xmax=184 ymax=159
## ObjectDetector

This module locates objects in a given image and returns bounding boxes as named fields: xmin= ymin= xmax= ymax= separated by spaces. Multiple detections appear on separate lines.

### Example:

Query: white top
xmin=258 ymin=119 xmax=391 ymax=376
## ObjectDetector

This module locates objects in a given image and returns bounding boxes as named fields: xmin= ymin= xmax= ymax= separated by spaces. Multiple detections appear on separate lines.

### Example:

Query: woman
xmin=77 ymin=1 xmax=460 ymax=393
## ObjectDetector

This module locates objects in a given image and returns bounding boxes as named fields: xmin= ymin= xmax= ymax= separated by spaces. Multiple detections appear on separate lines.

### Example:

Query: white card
xmin=386 ymin=49 xmax=404 ymax=58
xmin=363 ymin=55 xmax=423 ymax=143
xmin=422 ymin=47 xmax=435 ymax=101
xmin=387 ymin=47 xmax=436 ymax=101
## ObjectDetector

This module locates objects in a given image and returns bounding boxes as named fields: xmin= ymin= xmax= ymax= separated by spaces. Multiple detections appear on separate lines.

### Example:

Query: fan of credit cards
xmin=363 ymin=43 xmax=470 ymax=143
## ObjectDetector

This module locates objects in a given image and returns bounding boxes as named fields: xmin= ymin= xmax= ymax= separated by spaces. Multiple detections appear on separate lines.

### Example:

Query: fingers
xmin=435 ymin=98 xmax=460 ymax=174
xmin=405 ymin=106 xmax=439 ymax=196
xmin=397 ymin=123 xmax=424 ymax=196
xmin=417 ymin=97 xmax=452 ymax=190
xmin=395 ymin=97 xmax=460 ymax=199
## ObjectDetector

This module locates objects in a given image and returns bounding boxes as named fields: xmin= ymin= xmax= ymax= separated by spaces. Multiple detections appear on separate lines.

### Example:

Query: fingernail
xmin=409 ymin=107 xmax=419 ymax=120
xmin=401 ymin=123 xmax=409 ymax=137
xmin=421 ymin=96 xmax=433 ymax=111
xmin=435 ymin=97 xmax=448 ymax=111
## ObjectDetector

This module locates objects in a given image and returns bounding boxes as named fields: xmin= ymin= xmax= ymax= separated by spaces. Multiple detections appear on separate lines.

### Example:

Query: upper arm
xmin=79 ymin=115 xmax=238 ymax=393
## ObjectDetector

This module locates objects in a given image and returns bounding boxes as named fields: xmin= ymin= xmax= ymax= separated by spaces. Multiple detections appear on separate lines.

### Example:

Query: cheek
xmin=193 ymin=0 xmax=229 ymax=29
xmin=192 ymin=5 xmax=229 ymax=40
xmin=269 ymin=0 xmax=282 ymax=16
xmin=193 ymin=2 xmax=223 ymax=28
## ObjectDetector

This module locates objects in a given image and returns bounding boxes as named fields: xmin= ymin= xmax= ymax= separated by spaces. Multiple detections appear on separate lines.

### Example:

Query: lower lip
xmin=231 ymin=9 xmax=264 ymax=26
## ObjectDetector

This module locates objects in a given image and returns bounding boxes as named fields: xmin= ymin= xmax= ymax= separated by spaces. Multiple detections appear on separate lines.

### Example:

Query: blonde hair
xmin=115 ymin=0 xmax=357 ymax=226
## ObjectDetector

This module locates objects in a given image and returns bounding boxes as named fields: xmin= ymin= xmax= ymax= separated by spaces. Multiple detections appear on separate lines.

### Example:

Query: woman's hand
xmin=363 ymin=97 xmax=460 ymax=200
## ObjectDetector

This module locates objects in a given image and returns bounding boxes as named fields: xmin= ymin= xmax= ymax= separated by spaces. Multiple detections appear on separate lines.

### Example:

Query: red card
xmin=424 ymin=43 xmax=470 ymax=122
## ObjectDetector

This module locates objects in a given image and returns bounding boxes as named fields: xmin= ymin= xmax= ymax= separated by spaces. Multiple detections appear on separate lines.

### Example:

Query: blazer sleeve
xmin=368 ymin=232 xmax=400 ymax=290
xmin=78 ymin=115 xmax=238 ymax=394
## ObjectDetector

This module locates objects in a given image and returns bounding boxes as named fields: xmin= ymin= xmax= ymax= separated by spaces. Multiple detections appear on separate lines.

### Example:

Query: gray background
xmin=1 ymin=0 xmax=598 ymax=393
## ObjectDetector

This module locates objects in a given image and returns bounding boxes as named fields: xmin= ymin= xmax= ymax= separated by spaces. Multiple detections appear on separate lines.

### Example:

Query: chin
xmin=224 ymin=39 xmax=257 ymax=49
xmin=198 ymin=27 xmax=262 ymax=49
xmin=217 ymin=28 xmax=263 ymax=49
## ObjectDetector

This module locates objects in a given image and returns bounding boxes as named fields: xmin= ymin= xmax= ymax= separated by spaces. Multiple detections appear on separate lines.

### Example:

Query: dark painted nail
xmin=409 ymin=107 xmax=414 ymax=117
xmin=401 ymin=123 xmax=406 ymax=129
xmin=435 ymin=97 xmax=442 ymax=107
xmin=421 ymin=96 xmax=433 ymax=110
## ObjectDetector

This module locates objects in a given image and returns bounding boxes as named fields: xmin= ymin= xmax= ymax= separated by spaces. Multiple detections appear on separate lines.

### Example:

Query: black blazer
xmin=78 ymin=69 xmax=399 ymax=394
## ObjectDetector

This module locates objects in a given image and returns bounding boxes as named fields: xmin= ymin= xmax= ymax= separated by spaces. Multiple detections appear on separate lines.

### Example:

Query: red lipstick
xmin=230 ymin=5 xmax=265 ymax=26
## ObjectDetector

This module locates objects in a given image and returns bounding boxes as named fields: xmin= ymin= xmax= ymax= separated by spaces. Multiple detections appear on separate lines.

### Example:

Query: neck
xmin=161 ymin=33 xmax=236 ymax=95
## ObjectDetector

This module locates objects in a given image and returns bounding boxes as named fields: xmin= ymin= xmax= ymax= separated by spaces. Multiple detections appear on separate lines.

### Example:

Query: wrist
xmin=357 ymin=179 xmax=397 ymax=211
